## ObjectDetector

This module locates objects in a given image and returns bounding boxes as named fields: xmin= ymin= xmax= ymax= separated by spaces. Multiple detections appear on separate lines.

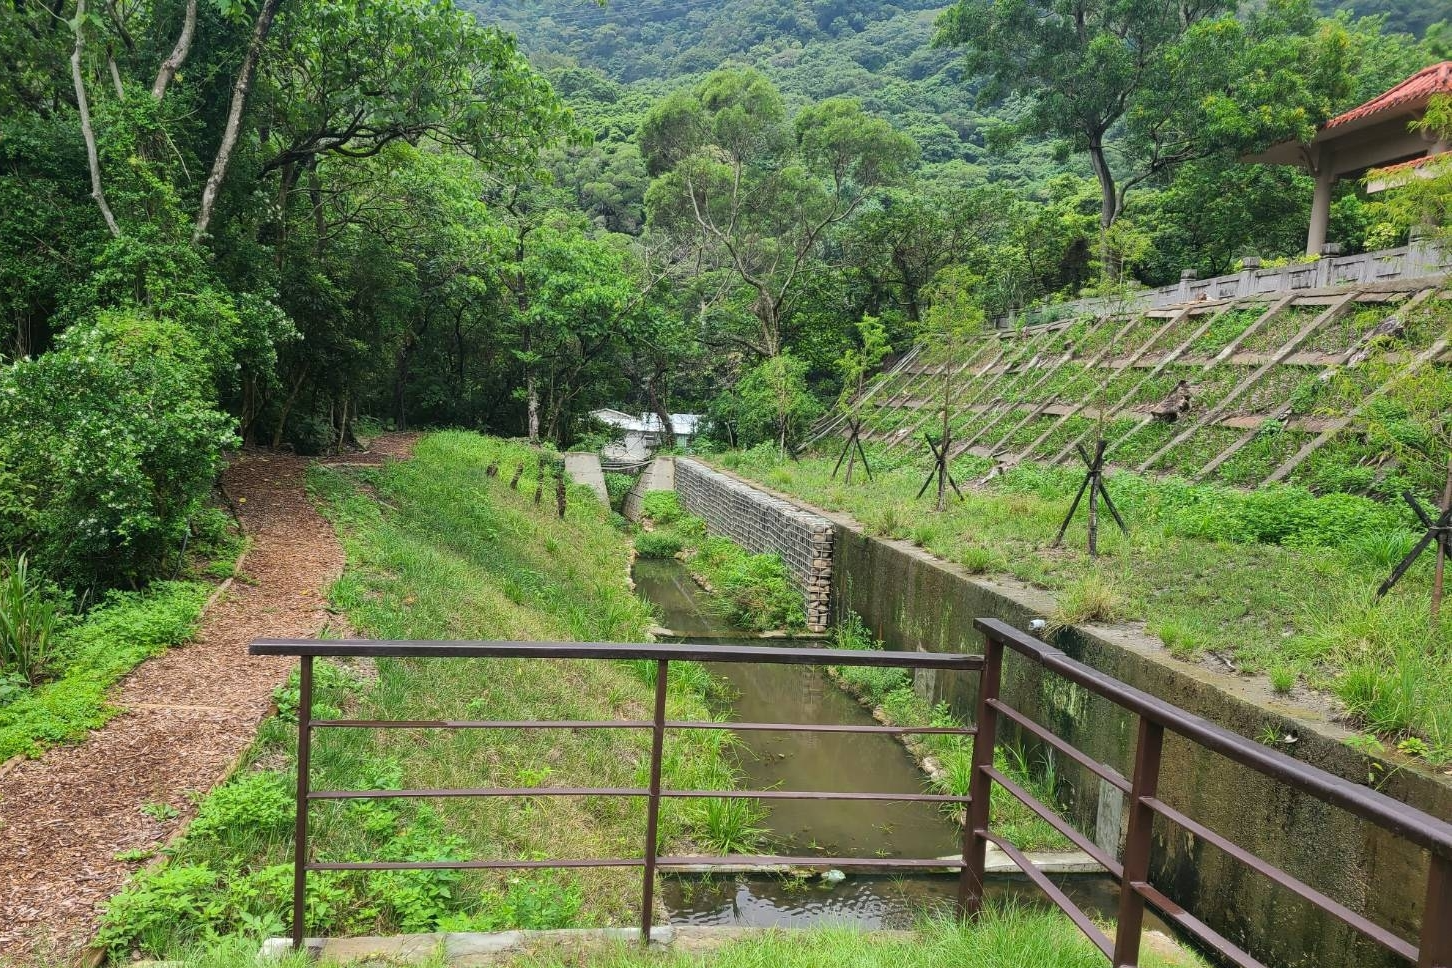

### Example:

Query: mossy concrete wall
xmin=700 ymin=463 xmax=1450 ymax=968
xmin=831 ymin=524 xmax=1448 ymax=968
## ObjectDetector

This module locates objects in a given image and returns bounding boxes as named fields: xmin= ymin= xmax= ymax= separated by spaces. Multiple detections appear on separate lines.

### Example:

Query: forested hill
xmin=465 ymin=0 xmax=1448 ymax=182
xmin=460 ymin=0 xmax=1066 ymax=183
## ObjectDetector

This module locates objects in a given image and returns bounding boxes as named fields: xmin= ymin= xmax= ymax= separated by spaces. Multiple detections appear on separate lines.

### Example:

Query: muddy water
xmin=633 ymin=559 xmax=1127 ymax=929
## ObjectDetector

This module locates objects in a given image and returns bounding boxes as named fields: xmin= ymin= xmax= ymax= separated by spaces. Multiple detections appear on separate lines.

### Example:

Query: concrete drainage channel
xmin=566 ymin=451 xmax=1452 ymax=966
xmin=685 ymin=460 xmax=1452 ymax=968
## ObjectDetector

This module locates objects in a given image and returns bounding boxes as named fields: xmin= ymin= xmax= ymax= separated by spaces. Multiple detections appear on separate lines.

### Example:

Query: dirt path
xmin=0 ymin=435 xmax=417 ymax=964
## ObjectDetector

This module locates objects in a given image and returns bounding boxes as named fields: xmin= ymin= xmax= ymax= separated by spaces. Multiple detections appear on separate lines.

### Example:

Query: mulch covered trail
xmin=0 ymin=435 xmax=417 ymax=965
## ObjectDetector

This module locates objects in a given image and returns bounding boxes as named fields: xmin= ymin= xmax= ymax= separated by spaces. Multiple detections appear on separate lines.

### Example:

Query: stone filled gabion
xmin=675 ymin=459 xmax=833 ymax=632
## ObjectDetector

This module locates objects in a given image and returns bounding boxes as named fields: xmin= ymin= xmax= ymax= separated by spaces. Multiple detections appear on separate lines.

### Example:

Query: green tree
xmin=934 ymin=0 xmax=1361 ymax=231
xmin=642 ymin=68 xmax=917 ymax=357
xmin=732 ymin=352 xmax=823 ymax=454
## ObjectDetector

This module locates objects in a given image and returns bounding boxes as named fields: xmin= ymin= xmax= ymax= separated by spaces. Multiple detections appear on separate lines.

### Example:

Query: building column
xmin=1306 ymin=147 xmax=1335 ymax=257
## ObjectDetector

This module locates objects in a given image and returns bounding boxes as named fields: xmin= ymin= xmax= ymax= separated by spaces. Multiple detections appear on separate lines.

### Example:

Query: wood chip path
xmin=0 ymin=435 xmax=417 ymax=965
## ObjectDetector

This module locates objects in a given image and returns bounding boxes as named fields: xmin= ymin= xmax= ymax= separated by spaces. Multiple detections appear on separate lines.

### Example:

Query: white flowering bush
xmin=0 ymin=310 xmax=237 ymax=588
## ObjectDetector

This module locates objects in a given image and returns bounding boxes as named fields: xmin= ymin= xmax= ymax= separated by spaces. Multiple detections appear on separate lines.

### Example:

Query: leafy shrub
xmin=96 ymin=864 xmax=225 ymax=953
xmin=634 ymin=531 xmax=684 ymax=559
xmin=0 ymin=311 xmax=236 ymax=588
xmin=602 ymin=472 xmax=633 ymax=509
xmin=0 ymin=555 xmax=64 ymax=685
xmin=184 ymin=770 xmax=294 ymax=846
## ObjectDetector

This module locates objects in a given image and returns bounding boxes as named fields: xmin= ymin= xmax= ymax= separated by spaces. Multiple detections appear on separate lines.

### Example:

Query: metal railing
xmin=972 ymin=618 xmax=1452 ymax=968
xmin=248 ymin=639 xmax=983 ymax=951
xmin=252 ymin=628 xmax=1452 ymax=967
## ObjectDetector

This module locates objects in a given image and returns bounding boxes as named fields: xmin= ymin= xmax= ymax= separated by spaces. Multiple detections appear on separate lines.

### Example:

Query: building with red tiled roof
xmin=1246 ymin=62 xmax=1452 ymax=255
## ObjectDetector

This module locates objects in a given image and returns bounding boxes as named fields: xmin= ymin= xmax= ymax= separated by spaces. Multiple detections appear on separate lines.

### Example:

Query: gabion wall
xmin=674 ymin=459 xmax=833 ymax=632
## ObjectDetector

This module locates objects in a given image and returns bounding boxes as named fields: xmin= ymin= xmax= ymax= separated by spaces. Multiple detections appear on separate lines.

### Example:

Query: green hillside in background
xmin=465 ymin=0 xmax=1448 ymax=164
xmin=460 ymin=0 xmax=1076 ymax=185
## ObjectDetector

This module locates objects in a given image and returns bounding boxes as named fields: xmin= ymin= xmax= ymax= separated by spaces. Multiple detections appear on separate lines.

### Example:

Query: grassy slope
xmin=99 ymin=433 xmax=746 ymax=956
xmin=718 ymin=447 xmax=1452 ymax=761
xmin=163 ymin=908 xmax=1204 ymax=968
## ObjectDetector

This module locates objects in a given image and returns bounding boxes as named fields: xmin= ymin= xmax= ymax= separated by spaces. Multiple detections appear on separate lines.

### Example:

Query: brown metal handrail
xmin=248 ymin=639 xmax=984 ymax=951
xmin=971 ymin=618 xmax=1452 ymax=968
xmin=253 ymin=630 xmax=1452 ymax=968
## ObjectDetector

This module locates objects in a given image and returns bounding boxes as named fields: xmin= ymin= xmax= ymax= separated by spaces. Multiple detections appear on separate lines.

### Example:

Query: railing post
xmin=292 ymin=655 xmax=314 ymax=951
xmin=1113 ymin=716 xmax=1164 ymax=967
xmin=960 ymin=630 xmax=1004 ymax=918
xmin=639 ymin=658 xmax=669 ymax=944
xmin=1420 ymin=852 xmax=1452 ymax=968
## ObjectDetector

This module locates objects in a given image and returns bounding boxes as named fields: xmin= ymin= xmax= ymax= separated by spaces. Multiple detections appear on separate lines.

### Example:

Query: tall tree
xmin=641 ymin=68 xmax=917 ymax=357
xmin=934 ymin=0 xmax=1361 ymax=231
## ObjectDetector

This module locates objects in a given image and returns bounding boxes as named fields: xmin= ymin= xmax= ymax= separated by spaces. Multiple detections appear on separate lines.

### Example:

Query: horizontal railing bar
xmin=980 ymin=831 xmax=1114 ymax=960
xmin=666 ymin=721 xmax=977 ymax=736
xmin=656 ymin=855 xmax=967 ymax=869
xmin=976 ymin=618 xmax=1452 ymax=857
xmin=1134 ymin=880 xmax=1269 ymax=968
xmin=250 ymin=638 xmax=984 ymax=670
xmin=309 ymin=858 xmax=645 ymax=871
xmin=308 ymin=787 xmax=968 ymax=803
xmin=312 ymin=719 xmax=652 ymax=730
xmin=661 ymin=790 xmax=970 ymax=803
xmin=308 ymin=787 xmax=649 ymax=800
xmin=982 ymin=767 xmax=1122 ymax=878
xmin=1143 ymin=796 xmax=1418 ymax=962
xmin=989 ymin=699 xmax=1130 ymax=794
xmin=309 ymin=719 xmax=975 ymax=736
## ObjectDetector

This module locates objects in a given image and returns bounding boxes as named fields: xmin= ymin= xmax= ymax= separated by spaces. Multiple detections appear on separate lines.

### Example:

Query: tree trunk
xmin=1087 ymin=139 xmax=1118 ymax=233
xmin=192 ymin=0 xmax=283 ymax=245
xmin=71 ymin=0 xmax=121 ymax=238
xmin=647 ymin=366 xmax=676 ymax=451
xmin=526 ymin=372 xmax=540 ymax=443
xmin=151 ymin=0 xmax=196 ymax=100
xmin=271 ymin=364 xmax=308 ymax=448
xmin=394 ymin=342 xmax=413 ymax=431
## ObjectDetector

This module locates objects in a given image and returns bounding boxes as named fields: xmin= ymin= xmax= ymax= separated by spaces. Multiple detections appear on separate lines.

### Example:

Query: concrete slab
xmin=621 ymin=456 xmax=675 ymax=520
xmin=563 ymin=452 xmax=609 ymax=504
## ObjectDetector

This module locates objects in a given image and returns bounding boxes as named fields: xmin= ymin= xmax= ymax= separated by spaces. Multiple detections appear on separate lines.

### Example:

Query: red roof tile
xmin=1325 ymin=61 xmax=1452 ymax=130
xmin=1375 ymin=154 xmax=1441 ymax=176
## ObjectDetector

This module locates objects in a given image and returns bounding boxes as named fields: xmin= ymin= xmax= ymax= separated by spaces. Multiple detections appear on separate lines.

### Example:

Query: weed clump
xmin=1051 ymin=572 xmax=1125 ymax=627
xmin=633 ymin=532 xmax=684 ymax=559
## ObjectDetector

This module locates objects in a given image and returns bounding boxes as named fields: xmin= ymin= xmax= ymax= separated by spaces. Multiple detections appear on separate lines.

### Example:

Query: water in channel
xmin=631 ymin=557 xmax=1125 ymax=929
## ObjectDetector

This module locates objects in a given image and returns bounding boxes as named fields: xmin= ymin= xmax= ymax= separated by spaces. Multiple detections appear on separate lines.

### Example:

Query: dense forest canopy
xmin=0 ymin=0 xmax=1446 ymax=591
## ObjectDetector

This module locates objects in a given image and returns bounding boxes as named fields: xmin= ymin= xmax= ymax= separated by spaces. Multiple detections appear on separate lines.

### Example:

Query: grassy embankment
xmin=718 ymin=447 xmax=1452 ymax=763
xmin=156 ymin=908 xmax=1204 ymax=968
xmin=98 ymin=433 xmax=755 ymax=958
xmin=0 ymin=510 xmax=242 ymax=761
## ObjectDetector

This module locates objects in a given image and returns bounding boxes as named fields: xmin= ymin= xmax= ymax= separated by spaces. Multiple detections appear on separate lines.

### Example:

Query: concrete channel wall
xmin=563 ymin=452 xmax=609 ymax=504
xmin=621 ymin=457 xmax=676 ymax=521
xmin=698 ymin=464 xmax=1450 ymax=968
xmin=674 ymin=459 xmax=833 ymax=632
